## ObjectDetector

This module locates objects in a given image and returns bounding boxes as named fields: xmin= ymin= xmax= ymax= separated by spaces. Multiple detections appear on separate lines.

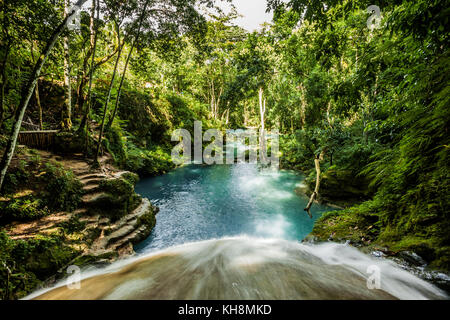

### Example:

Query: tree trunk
xmin=94 ymin=22 xmax=123 ymax=164
xmin=78 ymin=0 xmax=98 ymax=135
xmin=259 ymin=87 xmax=267 ymax=163
xmin=30 ymin=42 xmax=43 ymax=130
xmin=106 ymin=0 xmax=151 ymax=130
xmin=299 ymin=84 xmax=307 ymax=129
xmin=61 ymin=0 xmax=72 ymax=130
xmin=0 ymin=0 xmax=88 ymax=192
xmin=304 ymin=151 xmax=325 ymax=218
xmin=35 ymin=80 xmax=43 ymax=130
xmin=0 ymin=41 xmax=10 ymax=130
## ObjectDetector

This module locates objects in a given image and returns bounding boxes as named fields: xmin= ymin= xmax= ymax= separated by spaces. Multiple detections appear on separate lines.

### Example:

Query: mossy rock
xmin=100 ymin=178 xmax=134 ymax=196
xmin=88 ymin=176 xmax=141 ymax=220
xmin=40 ymin=162 xmax=83 ymax=212
xmin=136 ymin=207 xmax=157 ymax=230
xmin=72 ymin=251 xmax=118 ymax=267
xmin=121 ymin=172 xmax=139 ymax=186
xmin=87 ymin=193 xmax=129 ymax=220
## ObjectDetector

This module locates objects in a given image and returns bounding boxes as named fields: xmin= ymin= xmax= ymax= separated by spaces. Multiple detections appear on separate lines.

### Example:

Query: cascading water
xmin=28 ymin=237 xmax=447 ymax=300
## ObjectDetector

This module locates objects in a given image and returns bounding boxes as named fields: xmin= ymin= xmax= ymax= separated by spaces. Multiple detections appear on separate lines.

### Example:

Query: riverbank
xmin=293 ymin=176 xmax=450 ymax=293
xmin=284 ymin=158 xmax=450 ymax=292
xmin=0 ymin=146 xmax=158 ymax=299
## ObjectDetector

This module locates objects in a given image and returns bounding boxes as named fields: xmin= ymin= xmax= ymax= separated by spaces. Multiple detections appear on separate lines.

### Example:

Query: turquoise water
xmin=135 ymin=163 xmax=336 ymax=254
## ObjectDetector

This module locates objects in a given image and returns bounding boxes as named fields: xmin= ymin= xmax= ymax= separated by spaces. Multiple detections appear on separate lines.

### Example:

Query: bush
xmin=54 ymin=131 xmax=94 ymax=155
xmin=104 ymin=125 xmax=127 ymax=166
xmin=1 ymin=160 xmax=30 ymax=195
xmin=0 ymin=231 xmax=78 ymax=300
xmin=0 ymin=196 xmax=50 ymax=223
xmin=40 ymin=162 xmax=83 ymax=212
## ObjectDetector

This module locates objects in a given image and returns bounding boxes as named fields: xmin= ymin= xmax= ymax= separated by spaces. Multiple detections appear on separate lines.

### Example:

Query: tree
xmin=0 ymin=0 xmax=90 ymax=191
xmin=94 ymin=0 xmax=137 ymax=164
xmin=62 ymin=0 xmax=73 ymax=130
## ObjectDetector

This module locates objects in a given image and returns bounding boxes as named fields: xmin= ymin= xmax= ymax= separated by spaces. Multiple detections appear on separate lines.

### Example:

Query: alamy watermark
xmin=66 ymin=265 xmax=81 ymax=289
xmin=367 ymin=265 xmax=381 ymax=289
xmin=367 ymin=5 xmax=382 ymax=31
xmin=171 ymin=121 xmax=279 ymax=169
xmin=66 ymin=3 xmax=83 ymax=31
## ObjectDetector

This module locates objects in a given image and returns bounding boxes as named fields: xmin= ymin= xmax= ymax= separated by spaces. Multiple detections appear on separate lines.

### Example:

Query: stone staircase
xmin=6 ymin=151 xmax=158 ymax=264
xmin=86 ymin=198 xmax=157 ymax=258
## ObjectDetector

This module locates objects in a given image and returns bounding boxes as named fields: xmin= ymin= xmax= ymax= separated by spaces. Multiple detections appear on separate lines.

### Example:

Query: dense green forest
xmin=0 ymin=0 xmax=449 ymax=299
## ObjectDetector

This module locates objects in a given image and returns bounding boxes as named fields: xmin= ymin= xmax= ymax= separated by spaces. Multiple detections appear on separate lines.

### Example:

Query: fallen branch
xmin=304 ymin=151 xmax=325 ymax=218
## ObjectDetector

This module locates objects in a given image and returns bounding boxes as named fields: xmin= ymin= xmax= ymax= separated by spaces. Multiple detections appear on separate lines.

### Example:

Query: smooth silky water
xmin=29 ymin=146 xmax=449 ymax=300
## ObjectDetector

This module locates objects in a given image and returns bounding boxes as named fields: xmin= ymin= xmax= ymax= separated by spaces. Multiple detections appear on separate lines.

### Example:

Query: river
xmin=134 ymin=163 xmax=334 ymax=253
xmin=28 ymin=153 xmax=448 ymax=300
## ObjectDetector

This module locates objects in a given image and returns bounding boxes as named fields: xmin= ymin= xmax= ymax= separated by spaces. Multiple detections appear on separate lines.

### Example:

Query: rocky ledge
xmin=5 ymin=153 xmax=159 ymax=289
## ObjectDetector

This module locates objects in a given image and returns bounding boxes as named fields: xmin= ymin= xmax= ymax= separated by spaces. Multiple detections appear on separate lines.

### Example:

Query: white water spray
xmin=27 ymin=237 xmax=448 ymax=300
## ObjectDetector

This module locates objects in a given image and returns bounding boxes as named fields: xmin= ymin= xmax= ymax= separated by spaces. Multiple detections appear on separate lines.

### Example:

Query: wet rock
xmin=371 ymin=251 xmax=386 ymax=258
xmin=398 ymin=251 xmax=427 ymax=267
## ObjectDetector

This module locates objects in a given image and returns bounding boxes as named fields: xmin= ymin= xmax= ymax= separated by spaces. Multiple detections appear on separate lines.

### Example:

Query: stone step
xmin=79 ymin=217 xmax=99 ymax=226
xmin=74 ymin=208 xmax=89 ymax=215
xmin=81 ymin=192 xmax=106 ymax=205
xmin=82 ymin=183 xmax=100 ymax=193
xmin=109 ymin=225 xmax=149 ymax=251
xmin=105 ymin=198 xmax=150 ymax=233
xmin=105 ymin=199 xmax=153 ymax=247
xmin=88 ymin=198 xmax=152 ymax=253
xmin=78 ymin=173 xmax=107 ymax=181
xmin=81 ymin=178 xmax=104 ymax=187
xmin=105 ymin=223 xmax=138 ymax=247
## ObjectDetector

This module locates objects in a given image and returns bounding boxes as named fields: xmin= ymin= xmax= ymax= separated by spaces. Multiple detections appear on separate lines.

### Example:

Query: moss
xmin=71 ymin=251 xmax=118 ymax=267
xmin=136 ymin=208 xmax=156 ymax=230
xmin=54 ymin=131 xmax=95 ymax=156
xmin=58 ymin=215 xmax=86 ymax=234
xmin=40 ymin=161 xmax=83 ymax=212
xmin=0 ymin=195 xmax=50 ymax=223
xmin=309 ymin=197 xmax=450 ymax=271
xmin=84 ymin=228 xmax=102 ymax=244
xmin=0 ymin=231 xmax=79 ymax=300
xmin=311 ymin=211 xmax=377 ymax=244
xmin=431 ymin=247 xmax=450 ymax=270
xmin=100 ymin=176 xmax=134 ymax=196
xmin=121 ymin=172 xmax=139 ymax=186
xmin=89 ymin=177 xmax=141 ymax=220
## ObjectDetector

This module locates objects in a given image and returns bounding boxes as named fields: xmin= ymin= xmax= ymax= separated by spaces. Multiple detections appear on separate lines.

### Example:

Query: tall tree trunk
xmin=94 ymin=22 xmax=123 ymax=164
xmin=304 ymin=151 xmax=325 ymax=218
xmin=0 ymin=1 xmax=12 ymax=130
xmin=35 ymin=80 xmax=43 ymax=130
xmin=78 ymin=0 xmax=98 ymax=134
xmin=259 ymin=87 xmax=267 ymax=163
xmin=299 ymin=84 xmax=306 ymax=129
xmin=106 ymin=0 xmax=151 ymax=130
xmin=30 ymin=42 xmax=43 ymax=130
xmin=0 ymin=42 xmax=10 ymax=130
xmin=61 ymin=0 xmax=72 ymax=130
xmin=0 ymin=0 xmax=88 ymax=192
